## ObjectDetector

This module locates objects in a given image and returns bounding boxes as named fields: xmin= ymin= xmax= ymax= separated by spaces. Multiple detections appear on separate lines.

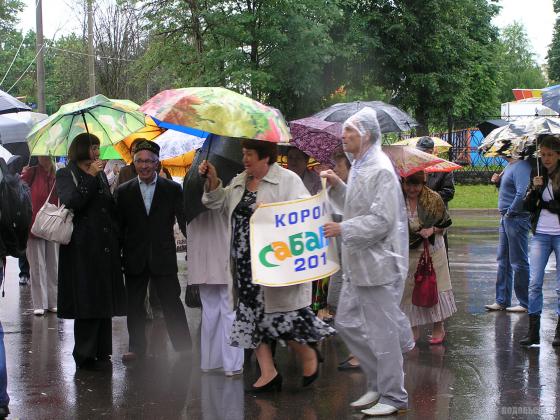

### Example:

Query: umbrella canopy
xmin=424 ymin=160 xmax=462 ymax=173
xmin=27 ymin=94 xmax=145 ymax=156
xmin=140 ymin=87 xmax=291 ymax=142
xmin=0 ymin=89 xmax=31 ymax=115
xmin=289 ymin=117 xmax=342 ymax=166
xmin=313 ymin=101 xmax=417 ymax=133
xmin=183 ymin=135 xmax=244 ymax=223
xmin=113 ymin=116 xmax=164 ymax=161
xmin=382 ymin=145 xmax=455 ymax=177
xmin=393 ymin=136 xmax=452 ymax=150
xmin=476 ymin=119 xmax=509 ymax=138
xmin=110 ymin=116 xmax=207 ymax=177
xmin=542 ymin=85 xmax=560 ymax=114
xmin=0 ymin=145 xmax=12 ymax=162
xmin=478 ymin=117 xmax=560 ymax=158
xmin=0 ymin=112 xmax=48 ymax=145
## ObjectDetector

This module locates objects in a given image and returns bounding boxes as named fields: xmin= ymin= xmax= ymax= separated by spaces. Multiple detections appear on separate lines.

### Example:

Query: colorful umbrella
xmin=313 ymin=101 xmax=417 ymax=133
xmin=382 ymin=145 xmax=458 ymax=177
xmin=289 ymin=117 xmax=342 ymax=166
xmin=140 ymin=87 xmax=291 ymax=142
xmin=424 ymin=160 xmax=462 ymax=173
xmin=393 ymin=136 xmax=452 ymax=150
xmin=478 ymin=117 xmax=560 ymax=159
xmin=112 ymin=116 xmax=164 ymax=162
xmin=27 ymin=94 xmax=145 ymax=156
xmin=111 ymin=116 xmax=207 ymax=177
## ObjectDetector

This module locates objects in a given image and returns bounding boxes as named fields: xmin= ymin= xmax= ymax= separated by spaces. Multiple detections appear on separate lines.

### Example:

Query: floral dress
xmin=228 ymin=189 xmax=335 ymax=349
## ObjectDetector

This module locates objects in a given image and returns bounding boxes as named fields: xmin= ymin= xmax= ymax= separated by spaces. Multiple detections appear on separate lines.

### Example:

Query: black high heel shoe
xmin=246 ymin=373 xmax=283 ymax=394
xmin=302 ymin=346 xmax=322 ymax=387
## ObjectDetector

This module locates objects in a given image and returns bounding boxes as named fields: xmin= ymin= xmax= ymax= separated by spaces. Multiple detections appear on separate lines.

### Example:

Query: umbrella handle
xmin=536 ymin=136 xmax=540 ymax=177
xmin=201 ymin=135 xmax=214 ymax=178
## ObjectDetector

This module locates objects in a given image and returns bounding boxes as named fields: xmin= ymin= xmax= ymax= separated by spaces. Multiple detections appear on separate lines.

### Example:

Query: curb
xmin=449 ymin=208 xmax=500 ymax=217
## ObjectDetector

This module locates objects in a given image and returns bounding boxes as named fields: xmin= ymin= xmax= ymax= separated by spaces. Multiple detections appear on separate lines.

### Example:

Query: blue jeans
xmin=528 ymin=233 xmax=560 ymax=315
xmin=496 ymin=215 xmax=530 ymax=308
xmin=0 ymin=264 xmax=8 ymax=407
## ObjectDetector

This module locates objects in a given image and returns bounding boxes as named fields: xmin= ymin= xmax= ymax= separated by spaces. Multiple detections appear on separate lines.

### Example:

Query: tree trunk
xmin=415 ymin=107 xmax=429 ymax=136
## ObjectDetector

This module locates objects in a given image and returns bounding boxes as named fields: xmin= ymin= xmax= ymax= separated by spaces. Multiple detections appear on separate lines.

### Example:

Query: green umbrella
xmin=27 ymin=95 xmax=145 ymax=156
xmin=99 ymin=145 xmax=123 ymax=160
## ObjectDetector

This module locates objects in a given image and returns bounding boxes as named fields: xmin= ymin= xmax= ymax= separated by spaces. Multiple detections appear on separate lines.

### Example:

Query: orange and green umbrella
xmin=140 ymin=87 xmax=291 ymax=143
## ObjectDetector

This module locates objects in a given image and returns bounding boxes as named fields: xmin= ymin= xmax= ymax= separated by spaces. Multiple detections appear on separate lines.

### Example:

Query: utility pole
xmin=36 ymin=0 xmax=45 ymax=113
xmin=87 ymin=0 xmax=95 ymax=96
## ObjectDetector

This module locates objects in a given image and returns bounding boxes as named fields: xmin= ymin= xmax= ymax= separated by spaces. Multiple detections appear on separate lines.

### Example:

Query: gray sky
xmin=17 ymin=0 xmax=557 ymax=64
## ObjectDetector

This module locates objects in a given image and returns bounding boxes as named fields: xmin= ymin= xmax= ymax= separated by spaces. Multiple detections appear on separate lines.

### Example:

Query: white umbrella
xmin=0 ymin=112 xmax=48 ymax=144
xmin=0 ymin=144 xmax=13 ymax=161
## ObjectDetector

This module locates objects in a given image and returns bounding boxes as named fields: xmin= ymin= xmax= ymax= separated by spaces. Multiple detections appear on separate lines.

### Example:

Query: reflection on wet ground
xmin=1 ymin=225 xmax=560 ymax=419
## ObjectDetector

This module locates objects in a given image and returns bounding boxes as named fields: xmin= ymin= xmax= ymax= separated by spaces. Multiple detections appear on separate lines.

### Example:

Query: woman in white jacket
xmin=187 ymin=209 xmax=244 ymax=376
xmin=199 ymin=139 xmax=334 ymax=393
xmin=322 ymin=108 xmax=414 ymax=417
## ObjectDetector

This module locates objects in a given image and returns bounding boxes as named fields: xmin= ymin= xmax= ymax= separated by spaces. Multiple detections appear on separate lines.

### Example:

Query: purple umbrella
xmin=289 ymin=117 xmax=342 ymax=166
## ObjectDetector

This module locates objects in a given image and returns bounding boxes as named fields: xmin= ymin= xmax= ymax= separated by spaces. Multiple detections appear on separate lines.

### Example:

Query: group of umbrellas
xmin=2 ymin=88 xmax=457 ymax=181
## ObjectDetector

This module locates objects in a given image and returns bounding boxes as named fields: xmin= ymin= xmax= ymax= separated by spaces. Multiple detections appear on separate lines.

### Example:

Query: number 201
xmin=294 ymin=252 xmax=327 ymax=272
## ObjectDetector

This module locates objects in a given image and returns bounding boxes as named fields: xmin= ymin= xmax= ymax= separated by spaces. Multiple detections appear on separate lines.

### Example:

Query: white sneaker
xmin=350 ymin=391 xmax=380 ymax=408
xmin=484 ymin=302 xmax=505 ymax=311
xmin=361 ymin=403 xmax=399 ymax=417
xmin=33 ymin=309 xmax=45 ymax=316
xmin=224 ymin=368 xmax=243 ymax=377
xmin=506 ymin=305 xmax=527 ymax=313
xmin=48 ymin=307 xmax=57 ymax=313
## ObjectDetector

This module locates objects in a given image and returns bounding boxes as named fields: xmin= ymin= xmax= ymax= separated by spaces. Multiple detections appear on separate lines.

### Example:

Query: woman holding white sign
xmin=200 ymin=139 xmax=335 ymax=393
xmin=322 ymin=108 xmax=414 ymax=417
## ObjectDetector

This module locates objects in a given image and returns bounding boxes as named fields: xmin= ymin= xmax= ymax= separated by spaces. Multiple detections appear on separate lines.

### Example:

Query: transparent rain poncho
xmin=328 ymin=107 xmax=409 ymax=287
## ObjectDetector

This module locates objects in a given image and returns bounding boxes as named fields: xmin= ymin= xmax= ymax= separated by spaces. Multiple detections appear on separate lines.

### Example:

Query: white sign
xmin=250 ymin=188 xmax=340 ymax=287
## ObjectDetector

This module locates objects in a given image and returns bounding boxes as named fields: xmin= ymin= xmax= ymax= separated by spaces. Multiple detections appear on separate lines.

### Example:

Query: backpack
xmin=0 ymin=157 xmax=32 ymax=258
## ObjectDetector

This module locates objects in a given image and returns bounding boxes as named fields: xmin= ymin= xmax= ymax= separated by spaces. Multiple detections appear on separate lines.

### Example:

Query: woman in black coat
xmin=56 ymin=133 xmax=126 ymax=370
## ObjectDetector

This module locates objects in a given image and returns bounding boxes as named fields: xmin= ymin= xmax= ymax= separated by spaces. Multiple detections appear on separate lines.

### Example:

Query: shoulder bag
xmin=412 ymin=239 xmax=439 ymax=308
xmin=31 ymin=171 xmax=77 ymax=245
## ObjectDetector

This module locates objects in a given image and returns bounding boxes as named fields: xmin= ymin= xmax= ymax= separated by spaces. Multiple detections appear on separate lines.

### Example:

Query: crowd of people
xmin=3 ymin=107 xmax=560 ymax=418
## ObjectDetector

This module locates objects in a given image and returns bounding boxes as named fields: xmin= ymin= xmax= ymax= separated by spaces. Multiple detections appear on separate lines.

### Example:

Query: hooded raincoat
xmin=327 ymin=108 xmax=413 ymax=411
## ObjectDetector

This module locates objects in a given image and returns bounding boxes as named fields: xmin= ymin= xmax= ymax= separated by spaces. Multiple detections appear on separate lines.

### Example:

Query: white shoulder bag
xmin=31 ymin=171 xmax=77 ymax=245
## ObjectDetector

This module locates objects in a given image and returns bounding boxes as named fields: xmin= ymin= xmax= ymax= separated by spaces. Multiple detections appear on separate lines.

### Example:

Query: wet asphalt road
xmin=1 ymin=224 xmax=560 ymax=419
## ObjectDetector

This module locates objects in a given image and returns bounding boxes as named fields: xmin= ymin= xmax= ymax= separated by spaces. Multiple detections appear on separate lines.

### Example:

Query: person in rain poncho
xmin=321 ymin=108 xmax=414 ymax=417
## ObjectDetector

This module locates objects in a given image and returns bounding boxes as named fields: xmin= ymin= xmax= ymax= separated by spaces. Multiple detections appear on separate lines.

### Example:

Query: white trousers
xmin=336 ymin=279 xmax=413 ymax=410
xmin=199 ymin=285 xmax=244 ymax=372
xmin=26 ymin=238 xmax=59 ymax=310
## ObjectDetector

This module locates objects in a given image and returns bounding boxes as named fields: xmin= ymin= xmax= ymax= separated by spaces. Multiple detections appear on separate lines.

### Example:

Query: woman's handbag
xmin=412 ymin=239 xmax=439 ymax=308
xmin=30 ymin=176 xmax=75 ymax=245
xmin=184 ymin=284 xmax=202 ymax=308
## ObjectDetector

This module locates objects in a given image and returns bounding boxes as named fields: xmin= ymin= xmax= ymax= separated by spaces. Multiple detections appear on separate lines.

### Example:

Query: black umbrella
xmin=313 ymin=101 xmax=417 ymax=133
xmin=0 ymin=89 xmax=31 ymax=115
xmin=183 ymin=134 xmax=244 ymax=223
xmin=542 ymin=85 xmax=560 ymax=114
xmin=477 ymin=119 xmax=509 ymax=138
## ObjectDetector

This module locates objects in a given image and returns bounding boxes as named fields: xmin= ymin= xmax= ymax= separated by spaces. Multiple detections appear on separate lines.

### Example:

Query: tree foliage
xmin=548 ymin=0 xmax=560 ymax=82
xmin=499 ymin=22 xmax=546 ymax=102
xmin=0 ymin=0 xmax=548 ymax=133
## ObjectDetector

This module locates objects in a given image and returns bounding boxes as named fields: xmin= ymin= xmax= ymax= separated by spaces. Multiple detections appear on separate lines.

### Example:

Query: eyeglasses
xmin=134 ymin=159 xmax=158 ymax=165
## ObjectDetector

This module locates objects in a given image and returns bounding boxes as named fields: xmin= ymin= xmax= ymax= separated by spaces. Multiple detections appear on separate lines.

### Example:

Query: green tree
xmin=0 ymin=30 xmax=38 ymax=103
xmin=141 ymin=0 xmax=341 ymax=118
xmin=499 ymin=22 xmax=546 ymax=102
xmin=0 ymin=0 xmax=23 ymax=36
xmin=548 ymin=0 xmax=560 ymax=82
xmin=359 ymin=0 xmax=503 ymax=133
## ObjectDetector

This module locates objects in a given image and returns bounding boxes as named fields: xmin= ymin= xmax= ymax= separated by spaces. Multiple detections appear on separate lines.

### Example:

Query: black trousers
xmin=18 ymin=255 xmax=29 ymax=278
xmin=126 ymin=270 xmax=191 ymax=355
xmin=73 ymin=318 xmax=112 ymax=366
